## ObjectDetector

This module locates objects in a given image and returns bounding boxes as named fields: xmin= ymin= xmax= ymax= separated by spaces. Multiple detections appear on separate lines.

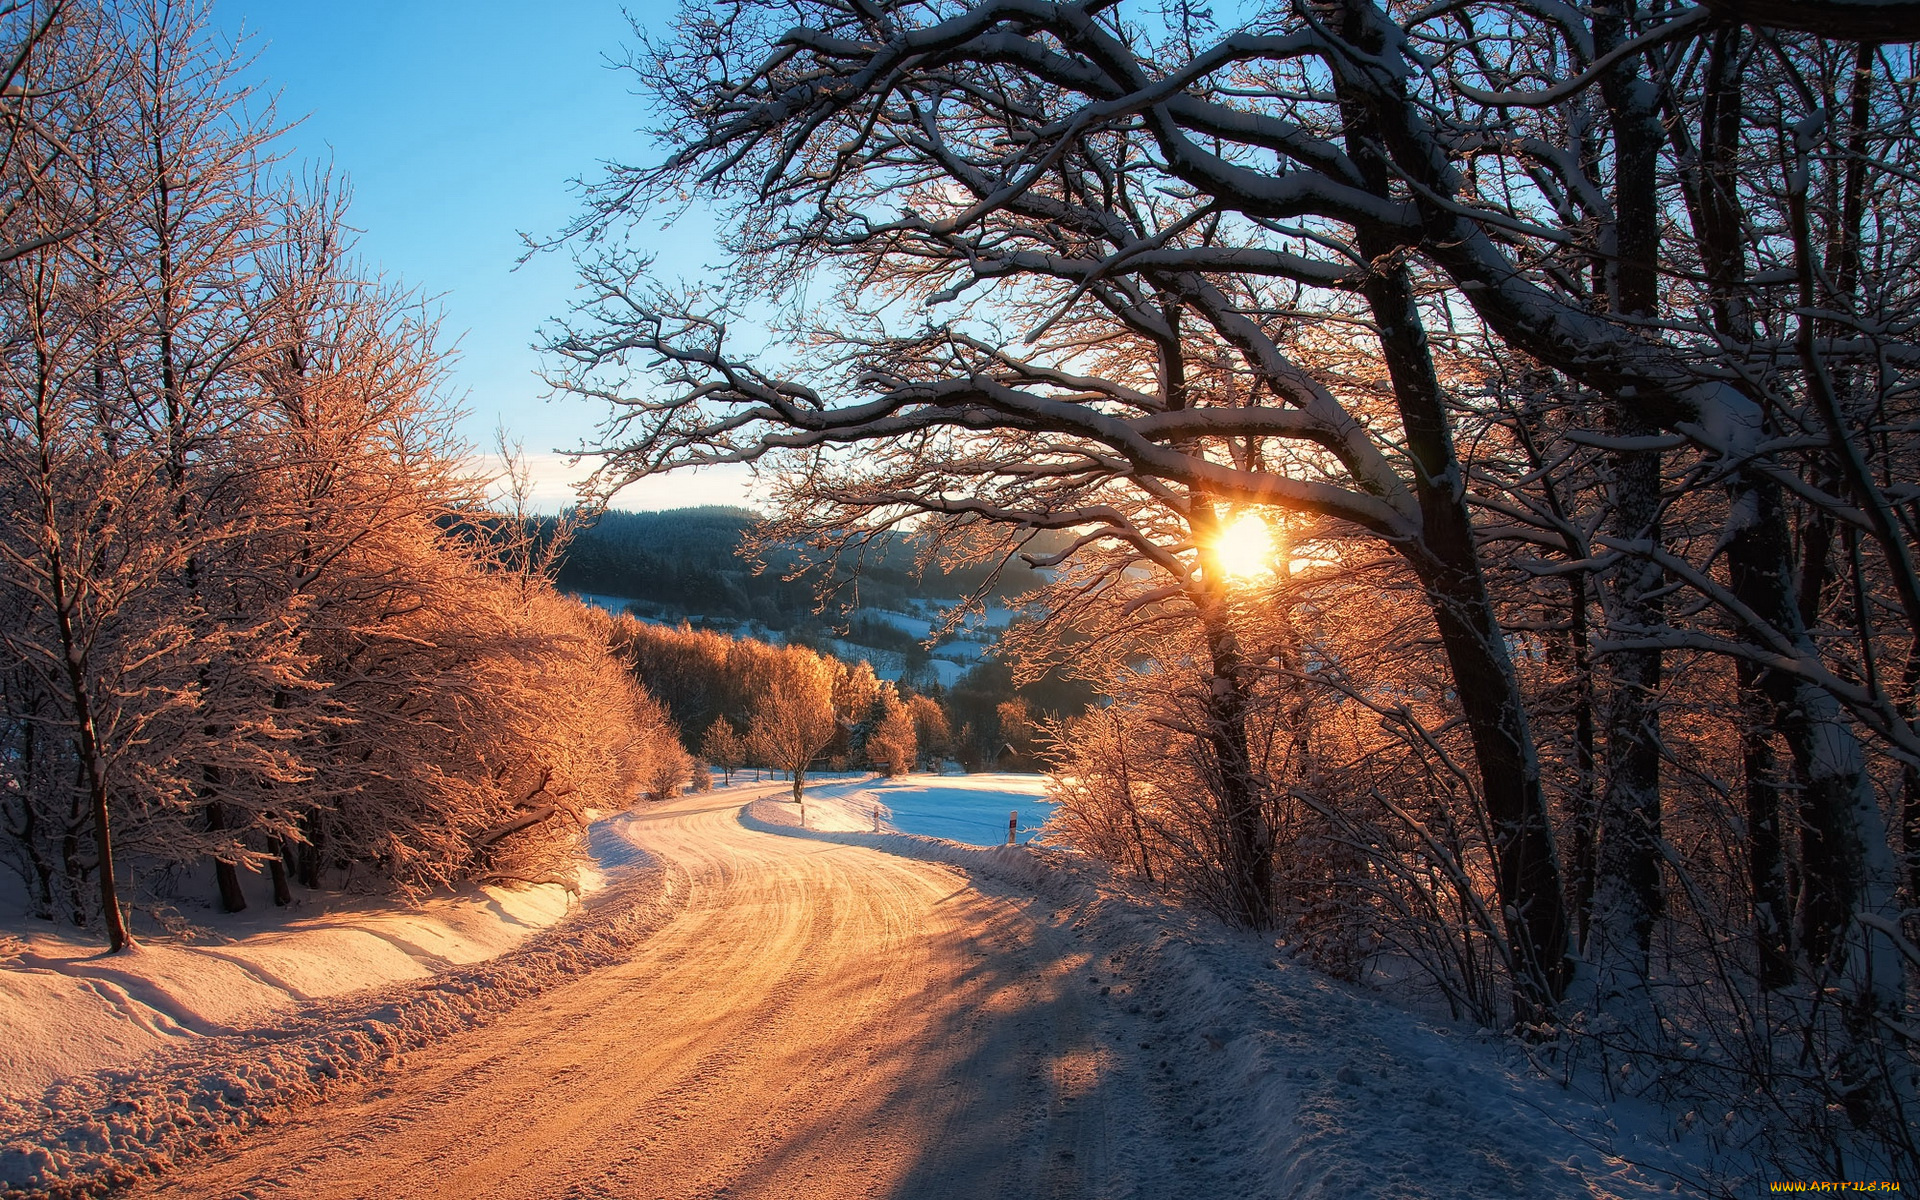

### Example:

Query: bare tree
xmin=0 ymin=0 xmax=687 ymax=945
xmin=552 ymin=11 xmax=1577 ymax=1011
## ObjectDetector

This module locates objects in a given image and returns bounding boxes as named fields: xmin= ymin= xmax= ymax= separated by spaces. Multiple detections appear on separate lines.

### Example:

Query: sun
xmin=1210 ymin=513 xmax=1275 ymax=580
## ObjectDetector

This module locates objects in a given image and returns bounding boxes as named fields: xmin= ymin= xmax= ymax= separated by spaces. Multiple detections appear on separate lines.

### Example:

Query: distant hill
xmin=553 ymin=507 xmax=1060 ymax=633
xmin=553 ymin=506 xmax=1095 ymax=718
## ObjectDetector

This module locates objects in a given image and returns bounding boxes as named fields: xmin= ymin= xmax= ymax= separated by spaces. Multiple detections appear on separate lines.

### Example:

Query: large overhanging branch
xmin=573 ymin=341 xmax=1416 ymax=540
xmin=666 ymin=0 xmax=1414 ymax=234
xmin=1702 ymin=0 xmax=1920 ymax=38
xmin=654 ymin=0 xmax=1919 ymax=463
xmin=860 ymin=216 xmax=1368 ymax=290
xmin=840 ymin=375 xmax=1418 ymax=534
xmin=808 ymin=486 xmax=1199 ymax=583
xmin=867 ymin=131 xmax=1417 ymax=511
xmin=555 ymin=270 xmax=1420 ymax=536
xmin=714 ymin=0 xmax=1813 ymax=473
xmin=1451 ymin=7 xmax=1711 ymax=108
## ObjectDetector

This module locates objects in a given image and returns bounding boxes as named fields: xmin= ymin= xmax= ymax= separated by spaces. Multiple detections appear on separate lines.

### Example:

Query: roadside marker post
xmin=1008 ymin=811 xmax=1018 ymax=846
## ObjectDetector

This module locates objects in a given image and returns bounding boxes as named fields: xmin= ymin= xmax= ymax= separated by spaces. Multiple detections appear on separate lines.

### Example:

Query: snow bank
xmin=0 ymin=874 xmax=594 ymax=1104
xmin=0 ymin=813 xmax=675 ymax=1199
xmin=741 ymin=800 xmax=1738 ymax=1198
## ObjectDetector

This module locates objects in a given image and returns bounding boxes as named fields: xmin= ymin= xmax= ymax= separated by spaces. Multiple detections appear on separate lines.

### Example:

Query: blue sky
xmin=211 ymin=0 xmax=758 ymax=511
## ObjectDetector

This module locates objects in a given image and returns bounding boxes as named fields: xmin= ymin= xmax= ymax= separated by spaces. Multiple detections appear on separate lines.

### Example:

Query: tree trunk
xmin=1357 ymin=241 xmax=1571 ymax=1017
xmin=1589 ymin=422 xmax=1665 ymax=1014
xmin=1407 ymin=545 xmax=1573 ymax=1020
xmin=1201 ymin=616 xmax=1274 ymax=928
xmin=61 ymin=809 xmax=86 ymax=928
xmin=1727 ymin=472 xmax=1905 ymax=1127
xmin=62 ymin=683 xmax=129 ymax=950
xmin=206 ymin=799 xmax=248 ymax=913
xmin=1903 ymin=649 xmax=1920 ymax=912
xmin=1373 ymin=278 xmax=1572 ymax=1016
xmin=269 ymin=838 xmax=293 ymax=907
xmin=1586 ymin=0 xmax=1667 ymax=1015
xmin=1739 ymin=667 xmax=1793 ymax=991
xmin=298 ymin=820 xmax=322 ymax=890
xmin=1567 ymin=571 xmax=1599 ymax=947
xmin=1589 ymin=423 xmax=1664 ymax=1011
xmin=14 ymin=795 xmax=57 ymax=922
xmin=1692 ymin=22 xmax=1792 ymax=995
xmin=1188 ymin=479 xmax=1276 ymax=929
xmin=1115 ymin=726 xmax=1154 ymax=888
xmin=43 ymin=488 xmax=130 ymax=950
xmin=1335 ymin=23 xmax=1572 ymax=1018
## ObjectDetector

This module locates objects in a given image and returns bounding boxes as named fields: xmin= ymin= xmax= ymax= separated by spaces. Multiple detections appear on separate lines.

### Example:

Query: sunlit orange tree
xmin=0 ymin=0 xmax=685 ymax=944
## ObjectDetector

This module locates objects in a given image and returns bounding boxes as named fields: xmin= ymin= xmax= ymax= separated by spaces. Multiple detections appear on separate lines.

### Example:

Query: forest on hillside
xmin=554 ymin=507 xmax=1097 ymax=743
xmin=553 ymin=505 xmax=1063 ymax=630
xmin=616 ymin=616 xmax=1090 ymax=778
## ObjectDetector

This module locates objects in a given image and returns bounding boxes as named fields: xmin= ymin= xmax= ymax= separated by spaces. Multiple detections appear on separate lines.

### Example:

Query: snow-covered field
xmin=853 ymin=607 xmax=932 ymax=638
xmin=781 ymin=772 xmax=1056 ymax=846
xmin=917 ymin=657 xmax=970 ymax=687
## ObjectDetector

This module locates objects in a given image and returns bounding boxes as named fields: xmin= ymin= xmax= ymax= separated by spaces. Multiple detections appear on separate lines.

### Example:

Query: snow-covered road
xmin=125 ymin=785 xmax=1215 ymax=1199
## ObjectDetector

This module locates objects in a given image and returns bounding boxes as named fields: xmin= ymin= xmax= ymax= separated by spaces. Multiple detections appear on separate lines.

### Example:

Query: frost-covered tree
xmin=747 ymin=647 xmax=839 ymax=809
xmin=867 ymin=689 xmax=917 ymax=778
xmin=906 ymin=693 xmax=951 ymax=770
xmin=0 ymin=0 xmax=684 ymax=942
xmin=701 ymin=716 xmax=745 ymax=785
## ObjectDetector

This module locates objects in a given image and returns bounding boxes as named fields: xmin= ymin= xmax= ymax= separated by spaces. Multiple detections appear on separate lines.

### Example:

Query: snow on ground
xmin=771 ymin=772 xmax=1056 ymax=846
xmin=932 ymin=637 xmax=986 ymax=660
xmin=817 ymin=637 xmax=903 ymax=676
xmin=921 ymin=658 xmax=970 ymax=687
xmin=566 ymin=591 xmax=643 ymax=617
xmin=852 ymin=607 xmax=933 ymax=638
xmin=0 ymin=804 xmax=695 ymax=1197
xmin=0 ymin=867 xmax=605 ymax=1104
xmin=742 ymin=799 xmax=1738 ymax=1197
xmin=5 ymin=776 xmax=1746 ymax=1196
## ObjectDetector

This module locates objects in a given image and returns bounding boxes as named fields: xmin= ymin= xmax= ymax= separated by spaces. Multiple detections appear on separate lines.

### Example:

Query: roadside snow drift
xmin=0 ymin=874 xmax=596 ymax=1103
xmin=744 ymin=794 xmax=1738 ymax=1198
xmin=0 ymin=810 xmax=676 ymax=1198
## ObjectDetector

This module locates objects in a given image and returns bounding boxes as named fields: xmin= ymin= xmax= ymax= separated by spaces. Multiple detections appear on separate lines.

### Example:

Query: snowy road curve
xmin=128 ymin=787 xmax=1211 ymax=1200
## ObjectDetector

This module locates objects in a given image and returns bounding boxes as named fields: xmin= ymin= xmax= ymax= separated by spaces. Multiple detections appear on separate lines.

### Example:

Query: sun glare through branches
xmin=1210 ymin=513 xmax=1276 ymax=580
